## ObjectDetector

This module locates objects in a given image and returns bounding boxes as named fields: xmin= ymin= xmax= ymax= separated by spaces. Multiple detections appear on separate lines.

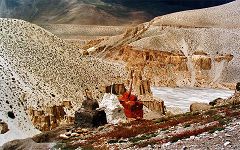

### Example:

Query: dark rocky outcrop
xmin=209 ymin=98 xmax=225 ymax=106
xmin=75 ymin=96 xmax=107 ymax=128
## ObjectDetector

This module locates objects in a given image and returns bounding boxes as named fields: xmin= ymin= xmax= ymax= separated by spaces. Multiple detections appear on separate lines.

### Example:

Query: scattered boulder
xmin=224 ymin=141 xmax=231 ymax=146
xmin=0 ymin=121 xmax=9 ymax=134
xmin=190 ymin=102 xmax=212 ymax=112
xmin=209 ymin=98 xmax=225 ymax=106
xmin=99 ymin=93 xmax=126 ymax=124
xmin=227 ymin=92 xmax=240 ymax=105
xmin=7 ymin=111 xmax=15 ymax=119
xmin=75 ymin=96 xmax=107 ymax=128
xmin=59 ymin=134 xmax=69 ymax=139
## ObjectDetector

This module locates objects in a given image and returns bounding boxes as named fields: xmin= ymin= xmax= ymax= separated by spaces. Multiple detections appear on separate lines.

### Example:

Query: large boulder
xmin=190 ymin=102 xmax=212 ymax=112
xmin=99 ymin=93 xmax=126 ymax=124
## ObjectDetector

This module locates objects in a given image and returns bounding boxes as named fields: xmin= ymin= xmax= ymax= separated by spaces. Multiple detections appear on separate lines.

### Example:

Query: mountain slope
xmin=0 ymin=18 xmax=127 ymax=145
xmin=82 ymin=0 xmax=240 ymax=88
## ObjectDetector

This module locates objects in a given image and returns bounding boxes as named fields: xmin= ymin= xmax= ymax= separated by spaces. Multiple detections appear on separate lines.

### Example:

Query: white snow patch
xmin=151 ymin=87 xmax=234 ymax=112
xmin=0 ymin=112 xmax=40 ymax=146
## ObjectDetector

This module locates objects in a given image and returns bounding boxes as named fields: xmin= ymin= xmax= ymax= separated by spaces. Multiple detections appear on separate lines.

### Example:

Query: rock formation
xmin=209 ymin=98 xmax=225 ymax=107
xmin=75 ymin=95 xmax=107 ymax=128
xmin=190 ymin=102 xmax=212 ymax=112
xmin=27 ymin=103 xmax=75 ymax=131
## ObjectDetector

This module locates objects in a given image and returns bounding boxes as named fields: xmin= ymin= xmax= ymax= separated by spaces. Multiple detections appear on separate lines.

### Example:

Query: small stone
xmin=224 ymin=141 xmax=231 ymax=146
xmin=97 ymin=126 xmax=104 ymax=131
xmin=59 ymin=134 xmax=69 ymax=139
xmin=65 ymin=131 xmax=71 ymax=136
xmin=235 ymin=121 xmax=240 ymax=125
xmin=190 ymin=136 xmax=195 ymax=140
xmin=200 ymin=133 xmax=206 ymax=136
xmin=82 ymin=128 xmax=88 ymax=132
xmin=147 ymin=144 xmax=152 ymax=148
xmin=162 ymin=142 xmax=171 ymax=148
xmin=71 ymin=133 xmax=79 ymax=137
xmin=225 ymin=133 xmax=231 ymax=137
xmin=66 ymin=128 xmax=72 ymax=132
xmin=182 ymin=146 xmax=187 ymax=150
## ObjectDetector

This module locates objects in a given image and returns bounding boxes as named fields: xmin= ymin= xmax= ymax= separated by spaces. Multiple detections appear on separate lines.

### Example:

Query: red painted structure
xmin=118 ymin=76 xmax=143 ymax=119
xmin=119 ymin=92 xmax=143 ymax=119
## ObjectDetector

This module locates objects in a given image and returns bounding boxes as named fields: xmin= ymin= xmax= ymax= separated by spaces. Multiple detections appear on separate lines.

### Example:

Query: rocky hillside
xmin=0 ymin=0 xmax=240 ymax=147
xmin=81 ymin=0 xmax=240 ymax=89
xmin=0 ymin=18 xmax=127 ymax=145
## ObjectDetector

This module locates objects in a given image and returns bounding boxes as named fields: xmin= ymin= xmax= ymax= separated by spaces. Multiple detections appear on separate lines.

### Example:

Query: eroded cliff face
xmin=92 ymin=45 xmax=233 ymax=89
xmin=27 ymin=101 xmax=74 ymax=131
xmin=81 ymin=14 xmax=238 ymax=89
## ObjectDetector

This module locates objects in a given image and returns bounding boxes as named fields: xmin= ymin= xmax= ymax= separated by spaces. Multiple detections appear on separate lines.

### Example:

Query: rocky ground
xmin=160 ymin=120 xmax=240 ymax=150
xmin=2 ymin=101 xmax=240 ymax=150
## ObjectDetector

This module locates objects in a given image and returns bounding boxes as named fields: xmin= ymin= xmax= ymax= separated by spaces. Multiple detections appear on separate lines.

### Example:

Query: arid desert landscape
xmin=1 ymin=0 xmax=240 ymax=149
